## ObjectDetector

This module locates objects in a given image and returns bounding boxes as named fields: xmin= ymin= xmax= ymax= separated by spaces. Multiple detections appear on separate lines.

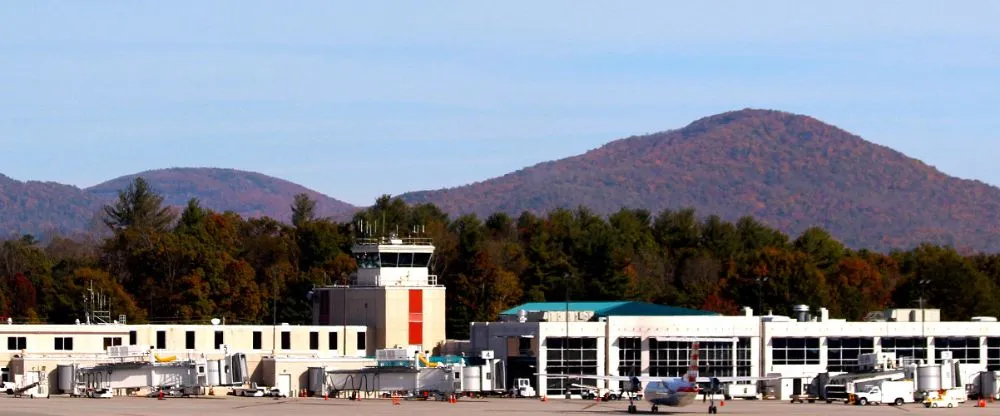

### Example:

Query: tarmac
xmin=0 ymin=396 xmax=995 ymax=416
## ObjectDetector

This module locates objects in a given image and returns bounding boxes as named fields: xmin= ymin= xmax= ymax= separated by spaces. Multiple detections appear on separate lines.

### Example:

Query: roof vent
xmin=792 ymin=305 xmax=810 ymax=322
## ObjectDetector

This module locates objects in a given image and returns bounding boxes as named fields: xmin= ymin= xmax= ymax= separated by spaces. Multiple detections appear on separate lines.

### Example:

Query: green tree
xmin=102 ymin=177 xmax=176 ymax=232
xmin=291 ymin=193 xmax=317 ymax=228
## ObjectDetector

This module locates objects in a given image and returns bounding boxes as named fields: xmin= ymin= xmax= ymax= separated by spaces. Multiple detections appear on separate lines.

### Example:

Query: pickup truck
xmin=854 ymin=381 xmax=915 ymax=406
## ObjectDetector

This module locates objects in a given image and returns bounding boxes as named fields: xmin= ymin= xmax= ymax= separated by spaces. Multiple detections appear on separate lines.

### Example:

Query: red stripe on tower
xmin=408 ymin=289 xmax=423 ymax=345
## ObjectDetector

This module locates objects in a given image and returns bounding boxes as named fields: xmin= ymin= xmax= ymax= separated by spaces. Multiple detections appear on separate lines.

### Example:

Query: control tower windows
xmin=397 ymin=253 xmax=413 ymax=267
xmin=380 ymin=253 xmax=398 ymax=267
xmin=413 ymin=253 xmax=431 ymax=267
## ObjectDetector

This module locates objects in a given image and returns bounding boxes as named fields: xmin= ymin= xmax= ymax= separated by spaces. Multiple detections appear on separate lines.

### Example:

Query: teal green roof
xmin=500 ymin=301 xmax=718 ymax=317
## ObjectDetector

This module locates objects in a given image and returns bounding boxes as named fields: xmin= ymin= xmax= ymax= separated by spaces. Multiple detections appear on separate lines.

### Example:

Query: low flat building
xmin=468 ymin=302 xmax=1000 ymax=400
xmin=1 ymin=322 xmax=368 ymax=395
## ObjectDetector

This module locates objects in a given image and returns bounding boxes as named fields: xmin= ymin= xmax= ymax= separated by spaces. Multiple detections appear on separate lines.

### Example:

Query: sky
xmin=1 ymin=1 xmax=998 ymax=206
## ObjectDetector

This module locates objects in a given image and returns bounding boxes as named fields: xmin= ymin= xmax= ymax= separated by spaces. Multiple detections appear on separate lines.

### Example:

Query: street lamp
xmin=918 ymin=279 xmax=931 ymax=342
xmin=756 ymin=276 xmax=769 ymax=316
xmin=564 ymin=272 xmax=570 ymax=399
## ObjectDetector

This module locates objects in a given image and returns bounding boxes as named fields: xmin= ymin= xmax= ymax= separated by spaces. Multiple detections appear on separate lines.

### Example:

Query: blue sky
xmin=1 ymin=1 xmax=997 ymax=206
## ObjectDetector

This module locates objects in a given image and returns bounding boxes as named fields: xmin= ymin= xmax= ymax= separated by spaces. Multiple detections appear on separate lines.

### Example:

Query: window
xmin=103 ymin=337 xmax=122 ymax=349
xmin=545 ymin=337 xmax=598 ymax=396
xmin=281 ymin=332 xmax=291 ymax=350
xmin=309 ymin=331 xmax=319 ymax=350
xmin=770 ymin=338 xmax=820 ymax=365
xmin=252 ymin=331 xmax=262 ymax=350
xmin=54 ymin=337 xmax=74 ymax=351
xmin=650 ymin=339 xmax=734 ymax=378
xmin=379 ymin=253 xmax=399 ymax=267
xmin=1 ymin=367 xmax=8 ymax=383
xmin=129 ymin=330 xmax=137 ymax=346
xmin=413 ymin=253 xmax=431 ymax=267
xmin=156 ymin=331 xmax=166 ymax=349
xmin=737 ymin=338 xmax=753 ymax=379
xmin=827 ymin=337 xmax=875 ymax=372
xmin=935 ymin=337 xmax=980 ymax=364
xmin=7 ymin=337 xmax=26 ymax=350
xmin=185 ymin=331 xmax=195 ymax=349
xmin=617 ymin=337 xmax=641 ymax=390
xmin=518 ymin=337 xmax=532 ymax=355
xmin=329 ymin=332 xmax=338 ymax=351
xmin=214 ymin=331 xmax=224 ymax=349
xmin=881 ymin=337 xmax=927 ymax=362
xmin=988 ymin=338 xmax=1000 ymax=371
xmin=356 ymin=332 xmax=366 ymax=351
xmin=397 ymin=253 xmax=413 ymax=267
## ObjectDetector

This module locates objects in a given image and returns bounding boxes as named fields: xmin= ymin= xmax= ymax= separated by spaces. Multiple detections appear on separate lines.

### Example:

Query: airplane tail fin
xmin=684 ymin=341 xmax=700 ymax=383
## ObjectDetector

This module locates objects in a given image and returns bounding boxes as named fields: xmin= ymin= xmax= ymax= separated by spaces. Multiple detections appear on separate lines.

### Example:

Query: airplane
xmin=541 ymin=342 xmax=772 ymax=414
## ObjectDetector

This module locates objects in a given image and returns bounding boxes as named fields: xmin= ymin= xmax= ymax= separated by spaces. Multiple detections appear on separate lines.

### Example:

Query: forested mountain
xmin=5 ymin=109 xmax=1000 ymax=251
xmin=401 ymin=109 xmax=1000 ymax=252
xmin=1 ymin=184 xmax=999 ymax=340
xmin=87 ymin=168 xmax=357 ymax=223
xmin=0 ymin=168 xmax=357 ymax=238
xmin=0 ymin=174 xmax=103 ymax=238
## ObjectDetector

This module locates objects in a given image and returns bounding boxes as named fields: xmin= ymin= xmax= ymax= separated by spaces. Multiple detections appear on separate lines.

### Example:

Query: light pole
xmin=564 ymin=272 xmax=570 ymax=399
xmin=756 ymin=276 xmax=769 ymax=316
xmin=918 ymin=279 xmax=931 ymax=346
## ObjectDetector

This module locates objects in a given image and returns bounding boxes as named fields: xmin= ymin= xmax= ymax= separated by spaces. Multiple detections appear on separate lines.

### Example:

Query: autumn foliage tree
xmin=2 ymin=180 xmax=1000 ymax=337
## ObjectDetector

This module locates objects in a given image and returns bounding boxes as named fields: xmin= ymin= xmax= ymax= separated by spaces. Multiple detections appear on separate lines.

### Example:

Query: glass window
xmin=881 ymin=337 xmax=927 ymax=362
xmin=935 ymin=337 xmax=980 ymax=364
xmin=397 ymin=253 xmax=413 ymax=267
xmin=770 ymin=338 xmax=820 ymax=365
xmin=252 ymin=331 xmax=262 ymax=350
xmin=546 ymin=337 xmax=599 ymax=396
xmin=380 ymin=253 xmax=398 ymax=267
xmin=827 ymin=337 xmax=875 ymax=372
xmin=987 ymin=338 xmax=1000 ymax=371
xmin=413 ymin=253 xmax=431 ymax=267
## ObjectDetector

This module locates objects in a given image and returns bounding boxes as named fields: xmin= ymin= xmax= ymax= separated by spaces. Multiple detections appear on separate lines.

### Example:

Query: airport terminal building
xmin=468 ymin=302 xmax=1000 ymax=399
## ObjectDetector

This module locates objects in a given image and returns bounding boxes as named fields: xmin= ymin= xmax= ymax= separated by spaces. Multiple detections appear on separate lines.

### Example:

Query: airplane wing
xmin=538 ymin=373 xmax=779 ymax=383
xmin=537 ymin=373 xmax=662 ymax=382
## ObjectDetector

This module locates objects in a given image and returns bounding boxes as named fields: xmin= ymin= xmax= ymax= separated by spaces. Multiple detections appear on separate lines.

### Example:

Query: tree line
xmin=1 ymin=177 xmax=998 ymax=338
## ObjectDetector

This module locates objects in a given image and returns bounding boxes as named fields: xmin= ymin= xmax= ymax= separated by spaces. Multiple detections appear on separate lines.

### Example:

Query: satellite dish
xmin=211 ymin=318 xmax=221 ymax=326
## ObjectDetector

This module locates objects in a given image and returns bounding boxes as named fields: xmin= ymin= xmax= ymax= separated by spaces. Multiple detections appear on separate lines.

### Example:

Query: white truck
xmin=855 ymin=380 xmax=915 ymax=406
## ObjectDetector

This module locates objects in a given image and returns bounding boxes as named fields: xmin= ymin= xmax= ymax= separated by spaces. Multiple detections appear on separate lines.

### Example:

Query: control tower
xmin=311 ymin=233 xmax=446 ymax=355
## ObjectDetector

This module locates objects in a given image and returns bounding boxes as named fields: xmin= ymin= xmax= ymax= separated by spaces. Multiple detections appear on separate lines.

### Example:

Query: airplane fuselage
xmin=642 ymin=380 xmax=699 ymax=407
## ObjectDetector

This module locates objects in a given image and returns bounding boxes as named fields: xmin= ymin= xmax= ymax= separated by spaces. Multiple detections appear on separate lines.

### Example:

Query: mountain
xmin=0 ymin=174 xmax=103 ymax=238
xmin=0 ymin=168 xmax=357 ymax=238
xmin=87 ymin=168 xmax=357 ymax=222
xmin=400 ymin=109 xmax=1000 ymax=251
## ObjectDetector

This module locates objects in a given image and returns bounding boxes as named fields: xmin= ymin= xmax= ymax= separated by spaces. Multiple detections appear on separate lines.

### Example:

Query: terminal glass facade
xmin=545 ymin=337 xmax=598 ymax=396
xmin=826 ymin=337 xmax=875 ymax=372
xmin=616 ymin=337 xmax=641 ymax=389
xmin=988 ymin=338 xmax=1000 ymax=371
xmin=880 ymin=337 xmax=927 ymax=362
xmin=934 ymin=337 xmax=980 ymax=364
xmin=770 ymin=337 xmax=820 ymax=365
xmin=649 ymin=339 xmax=737 ymax=378
xmin=736 ymin=338 xmax=752 ymax=378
